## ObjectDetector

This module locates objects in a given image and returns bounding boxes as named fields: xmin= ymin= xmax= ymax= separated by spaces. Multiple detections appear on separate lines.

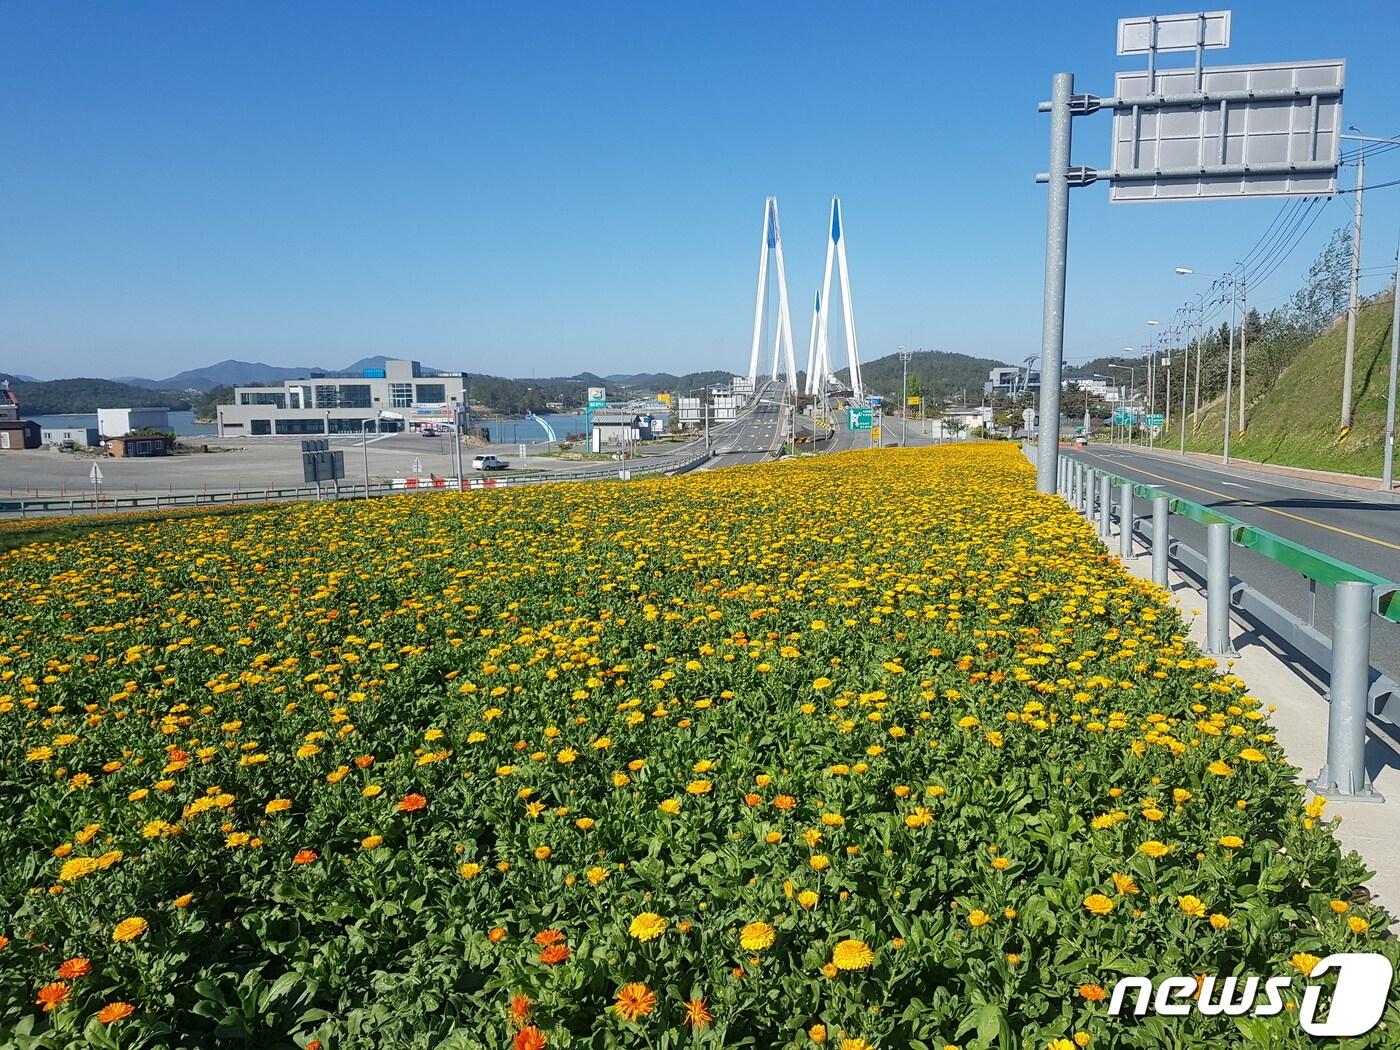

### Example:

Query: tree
xmin=1285 ymin=226 xmax=1351 ymax=334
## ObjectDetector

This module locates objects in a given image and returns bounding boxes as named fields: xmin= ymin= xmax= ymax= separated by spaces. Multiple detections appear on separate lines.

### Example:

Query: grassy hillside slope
xmin=1161 ymin=294 xmax=1395 ymax=478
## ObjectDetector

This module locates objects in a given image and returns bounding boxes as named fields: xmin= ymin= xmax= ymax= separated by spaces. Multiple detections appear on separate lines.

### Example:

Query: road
xmin=1065 ymin=443 xmax=1400 ymax=702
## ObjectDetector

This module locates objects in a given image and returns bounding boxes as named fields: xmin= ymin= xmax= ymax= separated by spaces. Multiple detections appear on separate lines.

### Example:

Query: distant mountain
xmin=837 ymin=350 xmax=1008 ymax=403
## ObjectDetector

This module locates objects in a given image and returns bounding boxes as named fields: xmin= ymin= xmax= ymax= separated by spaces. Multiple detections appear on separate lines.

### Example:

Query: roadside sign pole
xmin=1035 ymin=71 xmax=1073 ymax=494
xmin=454 ymin=405 xmax=465 ymax=490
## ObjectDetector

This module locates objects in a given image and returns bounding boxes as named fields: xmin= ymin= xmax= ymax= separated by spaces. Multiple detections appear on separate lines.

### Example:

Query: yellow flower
xmin=1138 ymin=840 xmax=1171 ymax=859
xmin=658 ymin=798 xmax=681 ymax=814
xmin=740 ymin=921 xmax=776 ymax=951
xmin=831 ymin=938 xmax=874 ymax=970
xmin=1218 ymin=835 xmax=1244 ymax=849
xmin=1207 ymin=760 xmax=1233 ymax=776
xmin=1348 ymin=915 xmax=1371 ymax=934
xmin=1111 ymin=872 xmax=1139 ymax=895
xmin=265 ymin=798 xmax=292 ymax=815
xmin=1209 ymin=913 xmax=1231 ymax=929
xmin=1238 ymin=747 xmax=1267 ymax=763
xmin=809 ymin=1023 xmax=827 ymax=1043
xmin=1082 ymin=894 xmax=1114 ymax=916
xmin=629 ymin=911 xmax=668 ymax=942
xmin=1291 ymin=952 xmax=1321 ymax=976
xmin=112 ymin=917 xmax=148 ymax=943
xmin=1177 ymin=895 xmax=1206 ymax=918
xmin=585 ymin=866 xmax=609 ymax=886
xmin=797 ymin=890 xmax=819 ymax=909
xmin=686 ymin=780 xmax=712 ymax=795
xmin=967 ymin=909 xmax=990 ymax=928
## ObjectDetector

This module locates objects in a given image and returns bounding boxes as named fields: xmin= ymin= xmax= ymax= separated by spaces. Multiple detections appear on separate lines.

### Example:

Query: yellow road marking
xmin=1077 ymin=450 xmax=1400 ymax=554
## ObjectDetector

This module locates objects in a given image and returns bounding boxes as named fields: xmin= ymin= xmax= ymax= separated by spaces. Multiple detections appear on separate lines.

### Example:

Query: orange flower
xmin=533 ymin=929 xmax=564 ymax=946
xmin=307 ymin=1042 xmax=323 ymax=1050
xmin=398 ymin=793 xmax=428 ymax=813
xmin=773 ymin=795 xmax=797 ymax=810
xmin=682 ymin=995 xmax=715 ymax=1029
xmin=96 ymin=1001 xmax=135 ymax=1024
xmin=354 ymin=754 xmax=375 ymax=768
xmin=57 ymin=957 xmax=91 ymax=980
xmin=0 ymin=935 xmax=9 ymax=951
xmin=1079 ymin=983 xmax=1107 ymax=1002
xmin=488 ymin=927 xmax=507 ymax=943
xmin=293 ymin=849 xmax=318 ymax=865
xmin=508 ymin=994 xmax=533 ymax=1027
xmin=539 ymin=944 xmax=570 ymax=965
xmin=514 ymin=1027 xmax=548 ymax=1050
xmin=37 ymin=982 xmax=70 ymax=1012
xmin=614 ymin=982 xmax=656 ymax=1022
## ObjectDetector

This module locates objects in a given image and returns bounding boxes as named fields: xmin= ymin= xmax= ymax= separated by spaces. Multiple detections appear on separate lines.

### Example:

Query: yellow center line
xmin=1076 ymin=450 xmax=1400 ymax=554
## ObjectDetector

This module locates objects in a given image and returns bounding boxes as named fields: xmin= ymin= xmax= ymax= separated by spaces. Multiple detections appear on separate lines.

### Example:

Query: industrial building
xmin=42 ymin=426 xmax=101 ymax=448
xmin=215 ymin=359 xmax=467 ymax=437
xmin=588 ymin=412 xmax=656 ymax=451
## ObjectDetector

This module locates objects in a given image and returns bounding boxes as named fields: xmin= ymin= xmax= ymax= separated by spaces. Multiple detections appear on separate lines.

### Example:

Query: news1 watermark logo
xmin=1107 ymin=953 xmax=1394 ymax=1037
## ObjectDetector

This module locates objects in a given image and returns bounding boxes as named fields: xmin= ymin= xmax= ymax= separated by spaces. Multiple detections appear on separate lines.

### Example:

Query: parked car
xmin=1073 ymin=435 xmax=1088 ymax=448
xmin=471 ymin=455 xmax=508 ymax=471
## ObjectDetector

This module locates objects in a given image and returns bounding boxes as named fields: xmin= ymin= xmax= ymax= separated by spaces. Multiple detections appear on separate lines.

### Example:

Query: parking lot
xmin=0 ymin=431 xmax=698 ymax=499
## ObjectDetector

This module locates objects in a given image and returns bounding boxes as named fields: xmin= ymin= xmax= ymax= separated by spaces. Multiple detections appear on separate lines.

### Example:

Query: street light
xmin=1178 ymin=266 xmax=1240 ymax=465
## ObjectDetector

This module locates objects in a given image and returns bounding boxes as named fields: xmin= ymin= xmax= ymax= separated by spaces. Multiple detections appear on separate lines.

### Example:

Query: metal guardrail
xmin=0 ymin=448 xmax=715 ymax=518
xmin=1027 ymin=443 xmax=1397 ymax=804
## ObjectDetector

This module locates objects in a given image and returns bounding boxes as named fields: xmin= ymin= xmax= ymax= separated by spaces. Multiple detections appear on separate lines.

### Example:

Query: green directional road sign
xmin=1146 ymin=413 xmax=1165 ymax=427
xmin=848 ymin=407 xmax=874 ymax=430
xmin=1112 ymin=409 xmax=1137 ymax=426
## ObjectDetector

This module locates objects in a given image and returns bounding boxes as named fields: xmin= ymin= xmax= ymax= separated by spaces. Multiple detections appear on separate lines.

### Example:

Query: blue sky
xmin=1 ymin=1 xmax=1396 ymax=381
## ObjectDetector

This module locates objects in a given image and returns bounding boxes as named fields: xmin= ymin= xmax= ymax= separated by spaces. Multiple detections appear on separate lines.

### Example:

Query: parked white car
xmin=471 ymin=455 xmax=508 ymax=471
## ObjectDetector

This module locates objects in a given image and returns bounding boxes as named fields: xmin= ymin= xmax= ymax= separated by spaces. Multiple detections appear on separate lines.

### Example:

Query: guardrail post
xmin=1205 ymin=522 xmax=1237 ymax=657
xmin=1118 ymin=481 xmax=1133 ymax=561
xmin=1151 ymin=496 xmax=1169 ymax=588
xmin=1309 ymin=581 xmax=1384 ymax=802
xmin=1082 ymin=467 xmax=1094 ymax=517
xmin=1098 ymin=473 xmax=1112 ymax=540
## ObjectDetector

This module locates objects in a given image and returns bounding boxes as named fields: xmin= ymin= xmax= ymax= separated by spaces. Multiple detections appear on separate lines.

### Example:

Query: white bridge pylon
xmin=746 ymin=197 xmax=799 ymax=393
xmin=806 ymin=197 xmax=863 ymax=403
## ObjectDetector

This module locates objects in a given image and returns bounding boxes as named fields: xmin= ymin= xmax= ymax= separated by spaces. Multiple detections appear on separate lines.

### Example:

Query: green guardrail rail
xmin=1089 ymin=467 xmax=1400 ymax=625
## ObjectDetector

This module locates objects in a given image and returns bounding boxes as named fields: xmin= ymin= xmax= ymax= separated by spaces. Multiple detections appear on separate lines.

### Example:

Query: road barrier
xmin=0 ymin=448 xmax=715 ymax=519
xmin=1030 ymin=441 xmax=1397 ymax=803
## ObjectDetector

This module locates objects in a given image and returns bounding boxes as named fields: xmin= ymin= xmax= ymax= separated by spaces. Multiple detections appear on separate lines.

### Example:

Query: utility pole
xmin=1383 ymin=231 xmax=1399 ymax=491
xmin=1237 ymin=276 xmax=1249 ymax=434
xmin=1342 ymin=146 xmax=1364 ymax=427
xmin=1224 ymin=278 xmax=1237 ymax=465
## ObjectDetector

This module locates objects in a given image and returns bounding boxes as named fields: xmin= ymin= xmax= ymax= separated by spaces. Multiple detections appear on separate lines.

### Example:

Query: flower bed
xmin=0 ymin=443 xmax=1393 ymax=1048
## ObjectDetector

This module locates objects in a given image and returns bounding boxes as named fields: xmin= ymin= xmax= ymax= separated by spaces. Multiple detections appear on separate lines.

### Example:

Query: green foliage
xmin=0 ymin=376 xmax=192 ymax=416
xmin=838 ymin=350 xmax=1008 ymax=404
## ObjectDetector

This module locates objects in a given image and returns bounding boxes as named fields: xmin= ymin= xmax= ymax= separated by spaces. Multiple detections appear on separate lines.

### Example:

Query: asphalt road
xmin=1065 ymin=443 xmax=1400 ymax=701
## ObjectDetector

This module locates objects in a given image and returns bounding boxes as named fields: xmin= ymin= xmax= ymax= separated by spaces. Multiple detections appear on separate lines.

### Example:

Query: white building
xmin=1063 ymin=375 xmax=1122 ymax=403
xmin=98 ymin=407 xmax=171 ymax=437
xmin=215 ymin=359 xmax=467 ymax=437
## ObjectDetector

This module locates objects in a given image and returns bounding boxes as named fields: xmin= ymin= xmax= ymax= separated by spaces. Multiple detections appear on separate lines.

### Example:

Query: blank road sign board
xmin=1110 ymin=59 xmax=1344 ymax=202
xmin=1116 ymin=11 xmax=1231 ymax=55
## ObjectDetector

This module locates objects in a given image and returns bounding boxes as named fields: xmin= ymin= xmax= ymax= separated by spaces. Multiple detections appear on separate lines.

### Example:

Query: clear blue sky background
xmin=1 ymin=1 xmax=1396 ymax=381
